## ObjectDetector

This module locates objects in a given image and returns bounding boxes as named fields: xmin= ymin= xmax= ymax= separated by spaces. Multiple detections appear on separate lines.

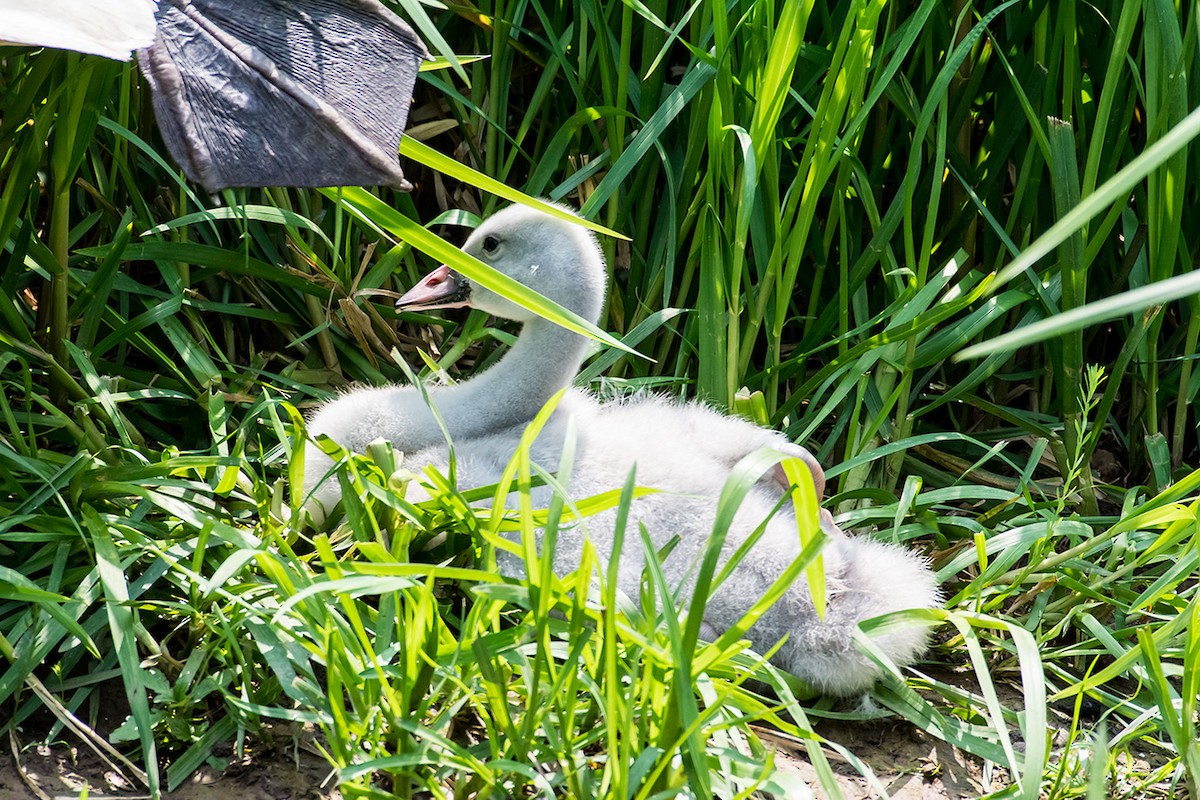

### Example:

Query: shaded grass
xmin=3 ymin=0 xmax=1200 ymax=797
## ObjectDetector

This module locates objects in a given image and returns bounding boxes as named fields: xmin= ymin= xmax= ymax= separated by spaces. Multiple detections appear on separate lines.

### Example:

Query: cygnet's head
xmin=395 ymin=203 xmax=607 ymax=325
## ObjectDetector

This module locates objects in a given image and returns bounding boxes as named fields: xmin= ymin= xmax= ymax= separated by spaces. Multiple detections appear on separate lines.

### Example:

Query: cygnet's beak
xmin=395 ymin=265 xmax=471 ymax=311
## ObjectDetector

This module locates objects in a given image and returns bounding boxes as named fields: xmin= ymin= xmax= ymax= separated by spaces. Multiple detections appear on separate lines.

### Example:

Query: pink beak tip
xmin=396 ymin=264 xmax=470 ymax=311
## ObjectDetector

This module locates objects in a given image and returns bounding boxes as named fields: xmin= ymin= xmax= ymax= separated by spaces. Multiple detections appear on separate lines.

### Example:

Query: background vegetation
xmin=3 ymin=0 xmax=1200 ymax=797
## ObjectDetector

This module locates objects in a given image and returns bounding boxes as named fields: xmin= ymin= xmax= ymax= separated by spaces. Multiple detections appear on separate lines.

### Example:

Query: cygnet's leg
xmin=768 ymin=441 xmax=827 ymax=501
xmin=673 ymin=403 xmax=827 ymax=501
xmin=762 ymin=440 xmax=843 ymax=540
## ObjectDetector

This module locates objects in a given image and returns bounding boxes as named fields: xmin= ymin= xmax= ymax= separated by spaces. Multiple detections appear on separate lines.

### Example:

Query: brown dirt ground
xmin=0 ymin=717 xmax=992 ymax=800
xmin=0 ymin=679 xmax=1178 ymax=800
xmin=765 ymin=716 xmax=1001 ymax=799
xmin=0 ymin=728 xmax=338 ymax=800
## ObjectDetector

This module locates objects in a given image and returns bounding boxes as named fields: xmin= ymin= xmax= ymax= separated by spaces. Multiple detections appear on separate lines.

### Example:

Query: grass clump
xmin=4 ymin=0 xmax=1200 ymax=797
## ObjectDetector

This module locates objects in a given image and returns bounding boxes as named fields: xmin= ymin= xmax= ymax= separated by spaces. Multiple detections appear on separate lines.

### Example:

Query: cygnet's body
xmin=303 ymin=203 xmax=940 ymax=695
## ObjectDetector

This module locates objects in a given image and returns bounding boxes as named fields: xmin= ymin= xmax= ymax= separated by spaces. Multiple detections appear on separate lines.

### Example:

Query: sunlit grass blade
xmin=957 ymin=269 xmax=1200 ymax=360
xmin=990 ymin=103 xmax=1200 ymax=290
xmin=86 ymin=508 xmax=160 ymax=798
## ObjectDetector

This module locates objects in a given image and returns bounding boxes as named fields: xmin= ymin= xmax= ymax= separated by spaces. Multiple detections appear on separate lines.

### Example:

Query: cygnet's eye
xmin=482 ymin=235 xmax=501 ymax=255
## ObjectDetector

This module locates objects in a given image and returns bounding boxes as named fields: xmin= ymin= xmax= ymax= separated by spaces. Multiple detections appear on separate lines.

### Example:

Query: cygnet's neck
xmin=431 ymin=317 xmax=588 ymax=440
